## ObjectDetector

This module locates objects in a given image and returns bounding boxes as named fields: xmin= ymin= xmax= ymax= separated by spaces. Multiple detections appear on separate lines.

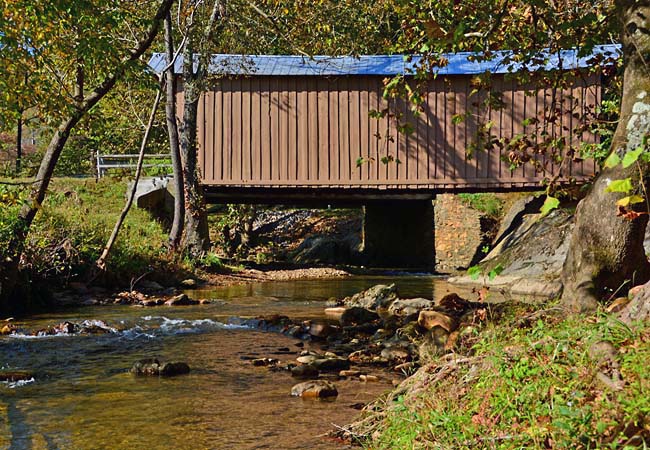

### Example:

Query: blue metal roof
xmin=148 ymin=44 xmax=620 ymax=77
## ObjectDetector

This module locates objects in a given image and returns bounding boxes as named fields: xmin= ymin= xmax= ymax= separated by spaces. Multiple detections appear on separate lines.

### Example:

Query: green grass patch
xmin=1 ymin=177 xmax=184 ymax=286
xmin=458 ymin=193 xmax=505 ymax=218
xmin=365 ymin=306 xmax=650 ymax=449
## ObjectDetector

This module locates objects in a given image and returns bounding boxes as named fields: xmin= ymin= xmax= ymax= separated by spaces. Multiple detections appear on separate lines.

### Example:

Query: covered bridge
xmin=149 ymin=46 xmax=616 ymax=268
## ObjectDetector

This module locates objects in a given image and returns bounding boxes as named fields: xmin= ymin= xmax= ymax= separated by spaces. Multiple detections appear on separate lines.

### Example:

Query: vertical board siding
xmin=196 ymin=73 xmax=599 ymax=188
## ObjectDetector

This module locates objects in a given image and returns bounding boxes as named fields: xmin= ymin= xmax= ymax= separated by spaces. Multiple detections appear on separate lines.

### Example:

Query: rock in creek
xmin=308 ymin=322 xmax=335 ymax=338
xmin=380 ymin=347 xmax=411 ymax=362
xmin=34 ymin=319 xmax=117 ymax=336
xmin=311 ymin=357 xmax=350 ymax=372
xmin=252 ymin=358 xmax=280 ymax=367
xmin=418 ymin=310 xmax=458 ymax=333
xmin=180 ymin=278 xmax=197 ymax=288
xmin=164 ymin=294 xmax=199 ymax=306
xmin=131 ymin=359 xmax=190 ymax=377
xmin=341 ymin=284 xmax=398 ymax=310
xmin=291 ymin=380 xmax=338 ymax=398
xmin=339 ymin=307 xmax=380 ymax=326
xmin=291 ymin=364 xmax=319 ymax=379
xmin=0 ymin=371 xmax=33 ymax=382
xmin=387 ymin=298 xmax=435 ymax=318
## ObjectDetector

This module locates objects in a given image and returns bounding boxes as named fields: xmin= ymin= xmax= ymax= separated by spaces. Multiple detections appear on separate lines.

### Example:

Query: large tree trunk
xmin=164 ymin=12 xmax=186 ymax=250
xmin=561 ymin=1 xmax=650 ymax=311
xmin=179 ymin=34 xmax=210 ymax=258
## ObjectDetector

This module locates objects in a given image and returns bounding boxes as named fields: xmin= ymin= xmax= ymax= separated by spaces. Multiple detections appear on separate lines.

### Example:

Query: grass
xmin=458 ymin=193 xmax=505 ymax=218
xmin=358 ymin=304 xmax=650 ymax=449
xmin=1 ymin=177 xmax=186 ymax=288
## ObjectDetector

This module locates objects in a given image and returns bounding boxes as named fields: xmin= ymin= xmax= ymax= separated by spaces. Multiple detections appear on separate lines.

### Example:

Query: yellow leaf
xmin=616 ymin=195 xmax=645 ymax=207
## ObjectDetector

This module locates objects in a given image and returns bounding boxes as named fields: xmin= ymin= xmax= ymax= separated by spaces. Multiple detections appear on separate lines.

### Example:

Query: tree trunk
xmin=16 ymin=110 xmax=22 ymax=175
xmin=164 ymin=12 xmax=185 ymax=250
xmin=95 ymin=88 xmax=163 ymax=272
xmin=179 ymin=34 xmax=210 ymax=258
xmin=561 ymin=1 xmax=650 ymax=311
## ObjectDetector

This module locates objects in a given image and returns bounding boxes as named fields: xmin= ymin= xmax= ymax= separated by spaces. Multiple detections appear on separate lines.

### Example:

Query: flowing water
xmin=0 ymin=275 xmax=473 ymax=450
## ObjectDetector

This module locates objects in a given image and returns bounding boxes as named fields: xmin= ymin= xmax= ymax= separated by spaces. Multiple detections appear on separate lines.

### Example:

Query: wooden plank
xmin=474 ymin=81 xmax=489 ymax=179
xmin=278 ymin=79 xmax=288 ymax=181
xmin=261 ymin=77 xmax=272 ymax=180
xmin=308 ymin=78 xmax=319 ymax=180
xmin=222 ymin=78 xmax=233 ymax=181
xmin=232 ymin=77 xmax=242 ymax=182
xmin=287 ymin=78 xmax=298 ymax=180
xmin=349 ymin=77 xmax=362 ymax=181
xmin=368 ymin=80 xmax=380 ymax=181
xmin=329 ymin=78 xmax=340 ymax=181
xmin=251 ymin=77 xmax=261 ymax=182
xmin=212 ymin=81 xmax=223 ymax=182
xmin=297 ymin=78 xmax=309 ymax=181
xmin=201 ymin=91 xmax=211 ymax=182
xmin=358 ymin=78 xmax=369 ymax=182
xmin=271 ymin=77 xmax=280 ymax=180
xmin=318 ymin=78 xmax=330 ymax=181
xmin=241 ymin=79 xmax=252 ymax=181
xmin=339 ymin=77 xmax=351 ymax=183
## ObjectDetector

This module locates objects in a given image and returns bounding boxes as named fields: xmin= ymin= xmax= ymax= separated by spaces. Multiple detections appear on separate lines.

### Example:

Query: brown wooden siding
xmin=191 ymin=74 xmax=599 ymax=190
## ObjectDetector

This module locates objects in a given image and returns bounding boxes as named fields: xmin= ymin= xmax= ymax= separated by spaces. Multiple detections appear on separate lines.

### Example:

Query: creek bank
xmin=337 ymin=300 xmax=650 ymax=448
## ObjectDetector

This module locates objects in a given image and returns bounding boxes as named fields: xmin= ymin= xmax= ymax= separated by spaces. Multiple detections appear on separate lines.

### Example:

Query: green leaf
xmin=356 ymin=157 xmax=364 ymax=167
xmin=468 ymin=265 xmax=481 ymax=280
xmin=616 ymin=195 xmax=645 ymax=207
xmin=622 ymin=147 xmax=645 ymax=168
xmin=488 ymin=264 xmax=504 ymax=281
xmin=540 ymin=196 xmax=560 ymax=217
xmin=605 ymin=178 xmax=633 ymax=194
xmin=603 ymin=152 xmax=621 ymax=169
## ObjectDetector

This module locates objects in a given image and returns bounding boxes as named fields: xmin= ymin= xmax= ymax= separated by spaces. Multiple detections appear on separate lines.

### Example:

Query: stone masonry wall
xmin=434 ymin=194 xmax=483 ymax=273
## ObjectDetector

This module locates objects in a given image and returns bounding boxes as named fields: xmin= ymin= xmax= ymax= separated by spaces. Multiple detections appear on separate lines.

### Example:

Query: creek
xmin=0 ymin=275 xmax=471 ymax=449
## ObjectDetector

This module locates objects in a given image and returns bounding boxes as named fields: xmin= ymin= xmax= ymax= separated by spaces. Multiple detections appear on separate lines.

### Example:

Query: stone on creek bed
xmin=291 ymin=380 xmax=338 ymax=398
xmin=0 ymin=371 xmax=34 ymax=382
xmin=164 ymin=294 xmax=199 ymax=306
xmin=131 ymin=359 xmax=190 ymax=377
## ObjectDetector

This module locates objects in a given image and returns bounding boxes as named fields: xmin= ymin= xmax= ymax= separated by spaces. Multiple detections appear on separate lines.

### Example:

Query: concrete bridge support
xmin=362 ymin=200 xmax=435 ymax=269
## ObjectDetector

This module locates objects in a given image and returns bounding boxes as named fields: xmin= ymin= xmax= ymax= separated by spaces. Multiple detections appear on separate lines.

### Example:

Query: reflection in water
xmin=0 ymin=275 xmax=468 ymax=449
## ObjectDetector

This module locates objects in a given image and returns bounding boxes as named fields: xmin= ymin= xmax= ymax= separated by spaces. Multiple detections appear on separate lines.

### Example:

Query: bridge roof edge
xmin=148 ymin=44 xmax=620 ymax=77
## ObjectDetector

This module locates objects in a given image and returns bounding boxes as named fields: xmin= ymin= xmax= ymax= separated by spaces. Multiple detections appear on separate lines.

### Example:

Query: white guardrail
xmin=96 ymin=153 xmax=173 ymax=178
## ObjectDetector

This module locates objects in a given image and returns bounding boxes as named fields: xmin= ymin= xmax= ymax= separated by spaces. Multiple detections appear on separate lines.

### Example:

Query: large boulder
xmin=448 ymin=205 xmax=573 ymax=299
xmin=291 ymin=380 xmax=338 ymax=398
xmin=342 ymin=284 xmax=398 ymax=310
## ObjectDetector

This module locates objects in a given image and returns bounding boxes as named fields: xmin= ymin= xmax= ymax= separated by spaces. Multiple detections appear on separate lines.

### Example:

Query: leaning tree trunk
xmin=561 ymin=1 xmax=650 ymax=312
xmin=0 ymin=0 xmax=174 ymax=311
xmin=95 ymin=88 xmax=163 ymax=271
xmin=179 ymin=34 xmax=210 ymax=258
xmin=164 ymin=12 xmax=186 ymax=250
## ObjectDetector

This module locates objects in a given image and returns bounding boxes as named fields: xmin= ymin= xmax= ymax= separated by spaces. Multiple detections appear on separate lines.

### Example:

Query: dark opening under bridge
xmin=149 ymin=46 xmax=617 ymax=268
